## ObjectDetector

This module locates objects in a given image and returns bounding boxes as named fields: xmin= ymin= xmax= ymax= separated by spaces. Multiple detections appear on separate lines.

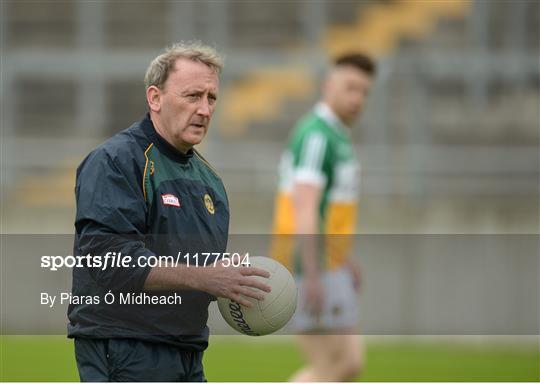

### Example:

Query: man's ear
xmin=146 ymin=86 xmax=162 ymax=112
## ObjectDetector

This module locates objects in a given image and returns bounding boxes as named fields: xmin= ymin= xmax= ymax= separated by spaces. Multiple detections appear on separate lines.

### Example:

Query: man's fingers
xmin=240 ymin=277 xmax=272 ymax=293
xmin=241 ymin=267 xmax=270 ymax=279
xmin=231 ymin=294 xmax=253 ymax=308
xmin=237 ymin=286 xmax=265 ymax=301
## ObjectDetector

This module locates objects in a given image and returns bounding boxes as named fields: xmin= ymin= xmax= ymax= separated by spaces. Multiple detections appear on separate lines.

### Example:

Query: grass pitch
xmin=0 ymin=335 xmax=538 ymax=381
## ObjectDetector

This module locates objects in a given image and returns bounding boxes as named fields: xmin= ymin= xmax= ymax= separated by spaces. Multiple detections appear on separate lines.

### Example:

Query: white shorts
xmin=291 ymin=267 xmax=358 ymax=332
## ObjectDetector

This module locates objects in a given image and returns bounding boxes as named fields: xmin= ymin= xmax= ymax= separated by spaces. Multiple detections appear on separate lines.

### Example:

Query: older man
xmin=69 ymin=42 xmax=270 ymax=382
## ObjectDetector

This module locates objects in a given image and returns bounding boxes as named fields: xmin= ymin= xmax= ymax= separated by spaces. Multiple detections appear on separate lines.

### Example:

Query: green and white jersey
xmin=272 ymin=103 xmax=360 ymax=269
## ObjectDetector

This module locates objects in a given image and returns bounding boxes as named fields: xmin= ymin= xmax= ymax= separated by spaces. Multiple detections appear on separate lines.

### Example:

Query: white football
xmin=217 ymin=256 xmax=297 ymax=336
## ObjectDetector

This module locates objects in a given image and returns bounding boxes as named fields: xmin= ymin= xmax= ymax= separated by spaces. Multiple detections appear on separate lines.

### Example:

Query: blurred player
xmin=271 ymin=53 xmax=376 ymax=381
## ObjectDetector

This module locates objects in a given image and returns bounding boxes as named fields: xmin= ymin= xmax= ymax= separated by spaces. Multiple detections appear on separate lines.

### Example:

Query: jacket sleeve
xmin=74 ymin=147 xmax=153 ymax=293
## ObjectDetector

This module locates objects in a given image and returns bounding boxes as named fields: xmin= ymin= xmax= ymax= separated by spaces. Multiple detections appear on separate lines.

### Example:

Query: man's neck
xmin=149 ymin=113 xmax=190 ymax=154
xmin=316 ymin=102 xmax=351 ymax=131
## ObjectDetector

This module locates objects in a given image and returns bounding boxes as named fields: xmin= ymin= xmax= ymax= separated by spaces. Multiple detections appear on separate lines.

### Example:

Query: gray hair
xmin=144 ymin=41 xmax=224 ymax=90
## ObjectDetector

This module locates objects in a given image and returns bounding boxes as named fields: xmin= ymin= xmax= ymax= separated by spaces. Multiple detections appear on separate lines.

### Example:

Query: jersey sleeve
xmin=293 ymin=131 xmax=329 ymax=187
xmin=74 ymin=148 xmax=153 ymax=293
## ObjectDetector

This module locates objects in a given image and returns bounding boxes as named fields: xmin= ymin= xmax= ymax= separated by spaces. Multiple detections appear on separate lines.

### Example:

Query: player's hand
xmin=303 ymin=274 xmax=324 ymax=316
xmin=196 ymin=262 xmax=271 ymax=308
xmin=347 ymin=260 xmax=363 ymax=292
xmin=347 ymin=260 xmax=362 ymax=292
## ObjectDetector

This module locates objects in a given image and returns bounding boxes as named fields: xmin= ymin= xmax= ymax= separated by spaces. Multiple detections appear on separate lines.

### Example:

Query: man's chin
xmin=345 ymin=113 xmax=360 ymax=125
xmin=185 ymin=134 xmax=205 ymax=147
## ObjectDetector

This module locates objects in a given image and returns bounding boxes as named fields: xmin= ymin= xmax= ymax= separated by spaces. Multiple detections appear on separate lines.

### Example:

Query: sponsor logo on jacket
xmin=162 ymin=194 xmax=180 ymax=207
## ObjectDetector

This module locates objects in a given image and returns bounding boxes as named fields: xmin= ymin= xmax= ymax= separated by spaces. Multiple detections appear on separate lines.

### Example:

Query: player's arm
xmin=293 ymin=182 xmax=322 ymax=275
xmin=293 ymin=181 xmax=325 ymax=315
xmin=292 ymin=131 xmax=328 ymax=276
xmin=292 ymin=131 xmax=329 ymax=314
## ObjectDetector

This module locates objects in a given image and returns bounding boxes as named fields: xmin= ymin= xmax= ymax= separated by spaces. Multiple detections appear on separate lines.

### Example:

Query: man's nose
xmin=197 ymin=98 xmax=211 ymax=117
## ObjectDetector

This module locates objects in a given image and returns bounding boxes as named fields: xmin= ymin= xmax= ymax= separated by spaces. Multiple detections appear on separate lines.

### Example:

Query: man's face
xmin=150 ymin=58 xmax=219 ymax=152
xmin=324 ymin=65 xmax=373 ymax=126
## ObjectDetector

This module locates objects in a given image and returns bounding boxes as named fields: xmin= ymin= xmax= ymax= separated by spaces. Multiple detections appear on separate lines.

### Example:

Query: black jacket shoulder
xmin=77 ymin=118 xmax=151 ymax=181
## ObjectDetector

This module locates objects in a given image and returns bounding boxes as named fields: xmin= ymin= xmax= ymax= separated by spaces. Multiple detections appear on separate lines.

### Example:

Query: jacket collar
xmin=140 ymin=113 xmax=194 ymax=164
xmin=314 ymin=102 xmax=350 ymax=136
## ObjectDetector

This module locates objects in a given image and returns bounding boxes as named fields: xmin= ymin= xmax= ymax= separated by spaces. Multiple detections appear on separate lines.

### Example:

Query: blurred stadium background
xmin=0 ymin=0 xmax=538 ymax=381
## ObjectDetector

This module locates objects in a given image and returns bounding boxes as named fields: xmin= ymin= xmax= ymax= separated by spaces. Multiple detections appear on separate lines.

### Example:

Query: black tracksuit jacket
xmin=67 ymin=114 xmax=229 ymax=351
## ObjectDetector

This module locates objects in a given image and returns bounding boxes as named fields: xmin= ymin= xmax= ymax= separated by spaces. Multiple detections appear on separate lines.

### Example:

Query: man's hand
xmin=144 ymin=262 xmax=271 ymax=307
xmin=346 ymin=259 xmax=362 ymax=292
xmin=195 ymin=262 xmax=271 ymax=307
xmin=303 ymin=273 xmax=324 ymax=316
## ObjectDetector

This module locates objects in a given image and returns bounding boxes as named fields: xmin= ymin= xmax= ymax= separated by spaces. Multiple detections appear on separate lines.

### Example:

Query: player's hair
xmin=144 ymin=41 xmax=224 ymax=90
xmin=334 ymin=53 xmax=377 ymax=77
